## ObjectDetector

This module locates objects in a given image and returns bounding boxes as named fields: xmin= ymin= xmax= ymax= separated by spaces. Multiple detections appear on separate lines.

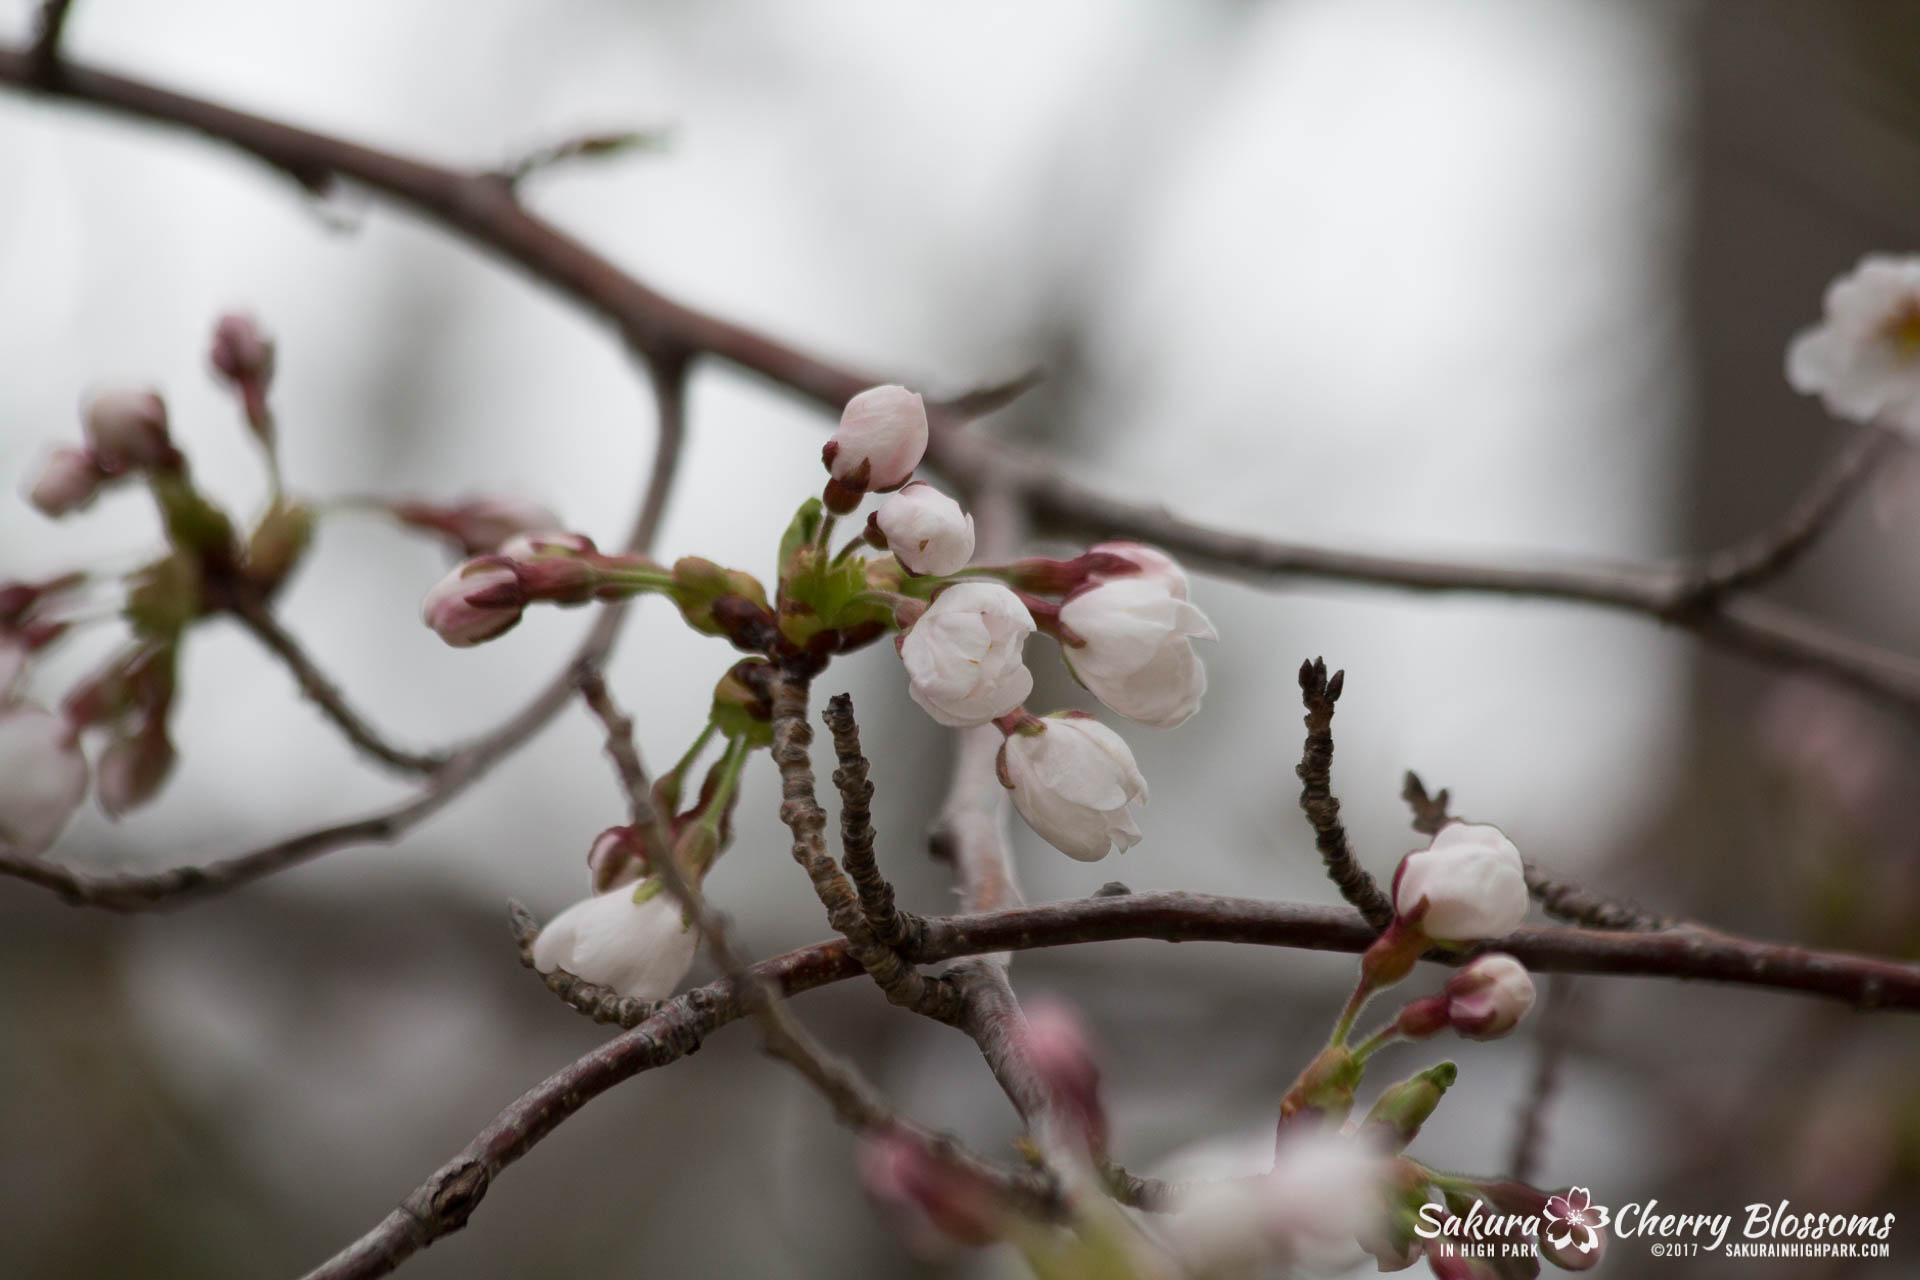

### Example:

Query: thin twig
xmin=821 ymin=691 xmax=919 ymax=952
xmin=491 ymin=128 xmax=665 ymax=189
xmin=1296 ymin=658 xmax=1394 ymax=930
xmin=0 ymin=48 xmax=1911 ymax=717
xmin=1400 ymin=771 xmax=1453 ymax=837
xmin=226 ymin=589 xmax=447 ymax=775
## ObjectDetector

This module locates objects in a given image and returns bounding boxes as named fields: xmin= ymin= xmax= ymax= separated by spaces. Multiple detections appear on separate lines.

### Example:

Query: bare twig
xmin=226 ymin=589 xmax=447 ymax=775
xmin=1296 ymin=658 xmax=1394 ymax=930
xmin=0 ymin=48 xmax=1911 ymax=717
xmin=1509 ymin=974 xmax=1580 ymax=1183
xmin=1400 ymin=770 xmax=1453 ymax=837
xmin=1524 ymin=862 xmax=1670 ymax=933
xmin=821 ymin=692 xmax=919 ymax=952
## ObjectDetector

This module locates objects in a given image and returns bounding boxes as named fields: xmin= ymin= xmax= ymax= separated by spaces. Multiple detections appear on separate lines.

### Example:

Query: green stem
xmin=1349 ymin=1021 xmax=1402 ymax=1064
xmin=599 ymin=567 xmax=678 ymax=593
xmin=1328 ymin=975 xmax=1374 ymax=1046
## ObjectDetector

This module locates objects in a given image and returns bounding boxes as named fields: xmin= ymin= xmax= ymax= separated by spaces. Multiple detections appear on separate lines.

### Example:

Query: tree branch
xmin=302 ymin=889 xmax=1920 ymax=1276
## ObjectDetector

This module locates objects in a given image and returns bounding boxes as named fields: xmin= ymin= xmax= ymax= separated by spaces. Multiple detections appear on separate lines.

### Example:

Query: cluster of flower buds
xmin=28 ymin=390 xmax=180 ymax=518
xmin=419 ymin=382 xmax=1217 ymax=868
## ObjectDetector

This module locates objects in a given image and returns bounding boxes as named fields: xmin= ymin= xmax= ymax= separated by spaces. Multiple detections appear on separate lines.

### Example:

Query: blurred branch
xmin=0 ymin=48 xmax=1912 ymax=717
xmin=1508 ymin=973 xmax=1581 ymax=1183
xmin=28 ymin=0 xmax=74 ymax=78
xmin=304 ymin=888 xmax=1920 ymax=1276
xmin=225 ymin=588 xmax=448 ymax=775
xmin=0 ymin=354 xmax=689 ymax=910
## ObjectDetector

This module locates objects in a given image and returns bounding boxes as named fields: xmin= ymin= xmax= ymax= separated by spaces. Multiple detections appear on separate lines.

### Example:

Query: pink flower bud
xmin=420 ymin=560 xmax=525 ymax=647
xmin=857 ymin=1128 xmax=1006 ymax=1249
xmin=1088 ymin=541 xmax=1190 ymax=599
xmin=874 ymin=482 xmax=974 ymax=575
xmin=822 ymin=385 xmax=927 ymax=502
xmin=587 ymin=825 xmax=648 ymax=894
xmin=499 ymin=532 xmax=602 ymax=604
xmin=1391 ymin=822 xmax=1529 ymax=943
xmin=96 ymin=722 xmax=176 ymax=820
xmin=209 ymin=312 xmax=276 ymax=388
xmin=81 ymin=390 xmax=175 ymax=471
xmin=997 ymin=713 xmax=1147 ymax=861
xmin=1019 ymin=999 xmax=1107 ymax=1155
xmin=0 ymin=704 xmax=89 ymax=853
xmin=1440 ymin=953 xmax=1535 ymax=1040
xmin=1058 ymin=576 xmax=1216 ymax=728
xmin=28 ymin=448 xmax=107 ymax=517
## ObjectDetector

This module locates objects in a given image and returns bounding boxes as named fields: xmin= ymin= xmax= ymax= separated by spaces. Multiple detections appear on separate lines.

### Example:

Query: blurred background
xmin=1 ymin=0 xmax=1917 ymax=1275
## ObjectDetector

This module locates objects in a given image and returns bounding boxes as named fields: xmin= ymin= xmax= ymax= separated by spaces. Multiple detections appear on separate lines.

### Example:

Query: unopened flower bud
xmin=671 ymin=557 xmax=773 ymax=642
xmin=498 ymin=533 xmax=602 ymax=604
xmin=1019 ymin=999 xmax=1107 ymax=1156
xmin=898 ymin=582 xmax=1034 ymax=727
xmin=1058 ymin=575 xmax=1215 ymax=728
xmin=858 ymin=1128 xmax=1007 ymax=1249
xmin=82 ymin=390 xmax=175 ymax=471
xmin=96 ymin=721 xmax=176 ymax=820
xmin=0 ymin=704 xmax=89 ymax=852
xmin=530 ymin=886 xmax=700 ymax=1001
xmin=1392 ymin=822 xmax=1529 ymax=944
xmin=421 ymin=560 xmax=524 ymax=647
xmin=587 ymin=825 xmax=649 ymax=894
xmin=997 ymin=712 xmax=1147 ymax=861
xmin=28 ymin=448 xmax=107 ymax=517
xmin=209 ymin=312 xmax=276 ymax=388
xmin=209 ymin=312 xmax=277 ymax=440
xmin=711 ymin=658 xmax=776 ymax=747
xmin=822 ymin=385 xmax=927 ymax=510
xmin=1440 ymin=954 xmax=1535 ymax=1040
xmin=243 ymin=499 xmax=314 ymax=595
xmin=1361 ymin=1062 xmax=1457 ymax=1152
xmin=874 ymin=482 xmax=974 ymax=576
xmin=395 ymin=496 xmax=563 ymax=557
xmin=1088 ymin=541 xmax=1190 ymax=598
xmin=1263 ymin=1130 xmax=1391 ymax=1271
